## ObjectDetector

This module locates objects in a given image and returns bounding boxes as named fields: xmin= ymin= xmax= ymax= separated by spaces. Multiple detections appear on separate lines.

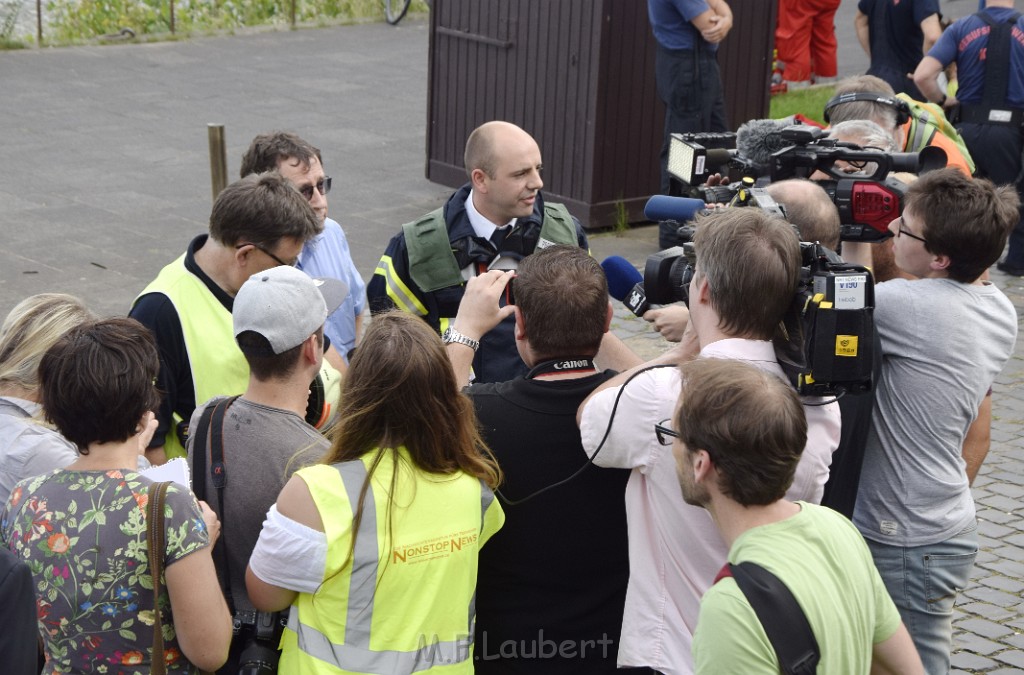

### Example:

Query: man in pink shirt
xmin=579 ymin=208 xmax=840 ymax=674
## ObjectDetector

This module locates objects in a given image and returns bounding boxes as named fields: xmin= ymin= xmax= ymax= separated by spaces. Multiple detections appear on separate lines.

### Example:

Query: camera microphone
xmin=735 ymin=118 xmax=795 ymax=168
xmin=600 ymin=256 xmax=650 ymax=316
xmin=644 ymin=195 xmax=707 ymax=224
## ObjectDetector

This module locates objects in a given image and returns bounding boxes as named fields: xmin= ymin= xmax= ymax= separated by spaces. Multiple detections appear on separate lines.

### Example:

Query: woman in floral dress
xmin=1 ymin=318 xmax=232 ymax=674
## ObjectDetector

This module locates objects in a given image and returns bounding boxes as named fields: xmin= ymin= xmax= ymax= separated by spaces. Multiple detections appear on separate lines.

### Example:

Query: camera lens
xmin=237 ymin=640 xmax=280 ymax=675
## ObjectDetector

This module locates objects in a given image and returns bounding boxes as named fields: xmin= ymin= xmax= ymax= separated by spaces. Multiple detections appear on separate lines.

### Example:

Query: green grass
xmin=769 ymin=86 xmax=836 ymax=125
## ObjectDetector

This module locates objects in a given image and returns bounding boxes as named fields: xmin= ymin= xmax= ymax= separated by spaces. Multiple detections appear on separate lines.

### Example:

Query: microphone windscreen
xmin=644 ymin=195 xmax=707 ymax=224
xmin=735 ymin=118 xmax=793 ymax=166
xmin=600 ymin=256 xmax=643 ymax=302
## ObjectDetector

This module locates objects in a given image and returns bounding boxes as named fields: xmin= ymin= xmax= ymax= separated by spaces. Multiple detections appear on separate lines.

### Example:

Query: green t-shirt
xmin=693 ymin=502 xmax=900 ymax=674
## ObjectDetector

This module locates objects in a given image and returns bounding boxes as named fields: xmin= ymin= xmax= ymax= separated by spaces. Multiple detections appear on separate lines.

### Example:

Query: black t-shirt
xmin=468 ymin=372 xmax=630 ymax=674
xmin=860 ymin=0 xmax=940 ymax=78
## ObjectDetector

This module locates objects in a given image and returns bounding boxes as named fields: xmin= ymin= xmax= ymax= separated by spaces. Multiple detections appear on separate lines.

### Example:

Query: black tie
xmin=491 ymin=227 xmax=509 ymax=251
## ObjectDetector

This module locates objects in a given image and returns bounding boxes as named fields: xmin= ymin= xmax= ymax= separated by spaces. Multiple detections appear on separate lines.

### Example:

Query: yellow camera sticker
xmin=835 ymin=335 xmax=858 ymax=357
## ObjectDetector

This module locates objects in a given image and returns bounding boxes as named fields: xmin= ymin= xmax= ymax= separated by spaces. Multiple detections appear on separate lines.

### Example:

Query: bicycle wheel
xmin=384 ymin=0 xmax=412 ymax=25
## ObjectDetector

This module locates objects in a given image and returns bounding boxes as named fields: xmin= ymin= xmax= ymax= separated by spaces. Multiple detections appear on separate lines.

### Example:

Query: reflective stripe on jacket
xmin=280 ymin=450 xmax=504 ymax=674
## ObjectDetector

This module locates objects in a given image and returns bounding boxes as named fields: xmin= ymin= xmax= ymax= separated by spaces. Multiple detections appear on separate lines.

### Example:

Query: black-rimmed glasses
xmin=897 ymin=217 xmax=928 ymax=245
xmin=655 ymin=418 xmax=680 ymax=446
xmin=235 ymin=242 xmax=296 ymax=267
xmin=298 ymin=176 xmax=332 ymax=201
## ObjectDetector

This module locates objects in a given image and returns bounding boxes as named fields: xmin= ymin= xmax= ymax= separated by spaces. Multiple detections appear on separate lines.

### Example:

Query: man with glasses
xmin=844 ymin=168 xmax=1018 ymax=674
xmin=576 ymin=208 xmax=840 ymax=675
xmin=241 ymin=132 xmax=366 ymax=361
xmin=130 ymin=172 xmax=327 ymax=464
xmin=664 ymin=358 xmax=922 ymax=674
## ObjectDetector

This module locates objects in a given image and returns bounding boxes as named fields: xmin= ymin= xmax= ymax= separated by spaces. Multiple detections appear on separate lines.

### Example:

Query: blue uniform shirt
xmin=297 ymin=217 xmax=366 ymax=359
xmin=928 ymin=8 xmax=1024 ymax=106
xmin=647 ymin=0 xmax=716 ymax=52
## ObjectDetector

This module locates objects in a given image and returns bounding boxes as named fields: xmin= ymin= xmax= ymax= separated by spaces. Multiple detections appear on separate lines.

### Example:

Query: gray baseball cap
xmin=233 ymin=265 xmax=348 ymax=354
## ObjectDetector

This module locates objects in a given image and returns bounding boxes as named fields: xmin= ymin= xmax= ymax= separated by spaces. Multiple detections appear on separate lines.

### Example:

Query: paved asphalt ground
xmin=1 ymin=2 xmax=1022 ymax=672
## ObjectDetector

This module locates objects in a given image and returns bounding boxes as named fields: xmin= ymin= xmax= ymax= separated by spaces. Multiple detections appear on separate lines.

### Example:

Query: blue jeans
xmin=867 ymin=522 xmax=978 ymax=675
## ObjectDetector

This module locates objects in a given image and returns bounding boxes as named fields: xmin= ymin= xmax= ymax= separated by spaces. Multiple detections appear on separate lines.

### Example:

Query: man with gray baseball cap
xmin=187 ymin=265 xmax=346 ymax=673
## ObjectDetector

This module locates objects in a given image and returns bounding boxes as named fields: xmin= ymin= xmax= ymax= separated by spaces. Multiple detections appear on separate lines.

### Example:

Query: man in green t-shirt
xmin=665 ymin=358 xmax=923 ymax=674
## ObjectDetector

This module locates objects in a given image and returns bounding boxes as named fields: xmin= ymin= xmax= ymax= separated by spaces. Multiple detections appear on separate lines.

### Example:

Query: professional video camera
xmin=664 ymin=120 xmax=947 ymax=242
xmin=639 ymin=203 xmax=875 ymax=398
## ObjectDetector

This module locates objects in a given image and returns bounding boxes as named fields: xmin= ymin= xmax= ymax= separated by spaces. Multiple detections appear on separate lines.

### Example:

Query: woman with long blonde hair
xmin=0 ymin=293 xmax=94 ymax=504
xmin=246 ymin=311 xmax=503 ymax=674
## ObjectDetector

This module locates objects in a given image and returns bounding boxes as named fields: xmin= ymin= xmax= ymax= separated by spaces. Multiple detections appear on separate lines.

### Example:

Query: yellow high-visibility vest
xmin=134 ymin=254 xmax=249 ymax=459
xmin=281 ymin=448 xmax=504 ymax=674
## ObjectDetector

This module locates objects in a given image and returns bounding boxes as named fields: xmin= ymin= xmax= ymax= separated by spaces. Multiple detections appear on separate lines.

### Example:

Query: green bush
xmin=39 ymin=0 xmax=428 ymax=44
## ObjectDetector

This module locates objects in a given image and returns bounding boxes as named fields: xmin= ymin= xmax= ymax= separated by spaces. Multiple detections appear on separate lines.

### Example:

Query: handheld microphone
xmin=644 ymin=195 xmax=707 ymax=224
xmin=735 ymin=118 xmax=794 ymax=168
xmin=600 ymin=256 xmax=650 ymax=316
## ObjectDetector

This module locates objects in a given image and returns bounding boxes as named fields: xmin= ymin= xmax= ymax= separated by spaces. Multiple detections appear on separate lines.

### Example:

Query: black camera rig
xmin=642 ymin=200 xmax=874 ymax=398
xmin=666 ymin=124 xmax=947 ymax=243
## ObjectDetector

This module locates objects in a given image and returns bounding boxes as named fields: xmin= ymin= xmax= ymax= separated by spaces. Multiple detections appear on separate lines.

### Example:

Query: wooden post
xmin=290 ymin=0 xmax=296 ymax=28
xmin=36 ymin=0 xmax=42 ymax=45
xmin=170 ymin=0 xmax=175 ymax=34
xmin=208 ymin=124 xmax=228 ymax=202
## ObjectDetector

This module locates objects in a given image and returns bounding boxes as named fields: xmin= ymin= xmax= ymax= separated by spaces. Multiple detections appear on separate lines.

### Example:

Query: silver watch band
xmin=443 ymin=327 xmax=480 ymax=352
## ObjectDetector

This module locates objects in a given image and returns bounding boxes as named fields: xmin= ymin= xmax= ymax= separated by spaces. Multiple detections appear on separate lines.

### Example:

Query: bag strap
xmin=189 ymin=402 xmax=218 ymax=504
xmin=147 ymin=480 xmax=173 ymax=675
xmin=715 ymin=561 xmax=820 ymax=675
xmin=188 ymin=396 xmax=239 ymax=612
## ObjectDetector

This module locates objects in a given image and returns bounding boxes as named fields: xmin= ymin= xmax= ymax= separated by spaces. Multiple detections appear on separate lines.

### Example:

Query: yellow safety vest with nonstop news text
xmin=280 ymin=449 xmax=504 ymax=674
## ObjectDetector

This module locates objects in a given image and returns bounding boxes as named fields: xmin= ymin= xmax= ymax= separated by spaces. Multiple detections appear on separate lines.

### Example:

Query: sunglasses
xmin=298 ymin=176 xmax=332 ymax=201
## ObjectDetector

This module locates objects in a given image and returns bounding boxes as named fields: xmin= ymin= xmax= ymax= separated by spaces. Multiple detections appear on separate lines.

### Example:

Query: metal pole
xmin=36 ymin=0 xmax=42 ymax=45
xmin=208 ymin=124 xmax=228 ymax=202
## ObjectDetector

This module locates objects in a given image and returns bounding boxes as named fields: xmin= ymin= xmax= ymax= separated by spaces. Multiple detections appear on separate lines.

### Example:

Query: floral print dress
xmin=1 ymin=469 xmax=210 ymax=674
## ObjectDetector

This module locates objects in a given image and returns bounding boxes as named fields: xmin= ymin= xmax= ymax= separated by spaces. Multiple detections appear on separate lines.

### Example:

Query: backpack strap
xmin=538 ymin=202 xmax=580 ymax=249
xmin=715 ymin=561 xmax=820 ymax=675
xmin=976 ymin=11 xmax=1022 ymax=109
xmin=188 ymin=395 xmax=239 ymax=612
xmin=403 ymin=207 xmax=463 ymax=293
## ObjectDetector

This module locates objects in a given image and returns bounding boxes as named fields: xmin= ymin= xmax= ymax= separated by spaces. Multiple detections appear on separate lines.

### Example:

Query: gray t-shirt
xmin=854 ymin=278 xmax=1018 ymax=547
xmin=187 ymin=396 xmax=328 ymax=612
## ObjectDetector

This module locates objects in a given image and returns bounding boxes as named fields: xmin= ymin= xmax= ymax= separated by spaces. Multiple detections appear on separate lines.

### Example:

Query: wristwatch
xmin=443 ymin=326 xmax=480 ymax=353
